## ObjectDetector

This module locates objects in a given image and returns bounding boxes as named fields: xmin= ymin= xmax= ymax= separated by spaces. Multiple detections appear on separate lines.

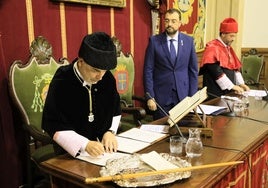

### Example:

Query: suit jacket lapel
xmin=175 ymin=33 xmax=181 ymax=66
xmin=160 ymin=33 xmax=174 ymax=66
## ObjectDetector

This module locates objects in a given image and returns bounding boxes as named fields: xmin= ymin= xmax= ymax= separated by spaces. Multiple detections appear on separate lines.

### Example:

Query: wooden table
xmin=40 ymin=97 xmax=268 ymax=188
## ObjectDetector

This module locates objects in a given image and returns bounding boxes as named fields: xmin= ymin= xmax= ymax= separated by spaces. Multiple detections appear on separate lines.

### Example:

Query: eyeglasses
xmin=164 ymin=19 xmax=178 ymax=24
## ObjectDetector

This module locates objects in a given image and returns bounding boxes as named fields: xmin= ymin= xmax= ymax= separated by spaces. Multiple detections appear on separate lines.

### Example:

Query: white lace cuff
xmin=216 ymin=74 xmax=234 ymax=90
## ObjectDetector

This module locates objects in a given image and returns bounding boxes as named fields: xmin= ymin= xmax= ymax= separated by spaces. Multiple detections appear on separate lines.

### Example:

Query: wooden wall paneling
xmin=197 ymin=51 xmax=204 ymax=89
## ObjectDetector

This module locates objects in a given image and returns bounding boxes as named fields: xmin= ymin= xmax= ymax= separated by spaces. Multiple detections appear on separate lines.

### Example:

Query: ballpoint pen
xmin=96 ymin=137 xmax=105 ymax=156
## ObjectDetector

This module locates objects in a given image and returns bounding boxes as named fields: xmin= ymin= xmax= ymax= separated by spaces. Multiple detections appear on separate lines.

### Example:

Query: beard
xmin=225 ymin=40 xmax=233 ymax=46
xmin=165 ymin=27 xmax=177 ymax=35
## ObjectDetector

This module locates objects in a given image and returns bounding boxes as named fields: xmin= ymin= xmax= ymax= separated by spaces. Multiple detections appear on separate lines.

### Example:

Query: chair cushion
xmin=31 ymin=144 xmax=56 ymax=164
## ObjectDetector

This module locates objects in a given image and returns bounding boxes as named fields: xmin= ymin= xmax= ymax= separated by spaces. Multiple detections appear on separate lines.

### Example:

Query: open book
xmin=116 ymin=128 xmax=168 ymax=154
xmin=168 ymin=87 xmax=208 ymax=126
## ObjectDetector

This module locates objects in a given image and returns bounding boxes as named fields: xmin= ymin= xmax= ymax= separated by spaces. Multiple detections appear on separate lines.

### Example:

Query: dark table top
xmin=40 ymin=96 xmax=268 ymax=188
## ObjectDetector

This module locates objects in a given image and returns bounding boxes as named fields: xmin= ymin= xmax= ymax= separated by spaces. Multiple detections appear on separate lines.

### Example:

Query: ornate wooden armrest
xmin=132 ymin=95 xmax=154 ymax=116
xmin=121 ymin=106 xmax=146 ymax=121
xmin=132 ymin=95 xmax=146 ymax=103
xmin=23 ymin=123 xmax=52 ymax=145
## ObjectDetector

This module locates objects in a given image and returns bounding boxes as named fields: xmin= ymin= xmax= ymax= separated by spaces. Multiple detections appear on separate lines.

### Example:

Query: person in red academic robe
xmin=199 ymin=18 xmax=250 ymax=99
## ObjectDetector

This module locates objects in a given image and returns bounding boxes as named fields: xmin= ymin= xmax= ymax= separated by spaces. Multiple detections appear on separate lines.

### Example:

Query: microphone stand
xmin=219 ymin=99 xmax=236 ymax=117
xmin=146 ymin=92 xmax=187 ymax=143
xmin=207 ymin=92 xmax=236 ymax=117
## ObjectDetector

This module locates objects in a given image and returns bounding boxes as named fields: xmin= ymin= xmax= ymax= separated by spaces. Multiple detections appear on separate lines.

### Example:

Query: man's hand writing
xmin=85 ymin=141 xmax=105 ymax=157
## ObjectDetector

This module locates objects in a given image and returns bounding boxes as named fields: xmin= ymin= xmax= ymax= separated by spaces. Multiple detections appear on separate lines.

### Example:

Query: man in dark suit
xmin=143 ymin=8 xmax=198 ymax=120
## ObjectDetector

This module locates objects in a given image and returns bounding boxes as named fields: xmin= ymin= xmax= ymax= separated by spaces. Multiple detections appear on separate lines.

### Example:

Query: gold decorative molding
xmin=51 ymin=0 xmax=126 ymax=8
xmin=26 ymin=0 xmax=35 ymax=46
xmin=59 ymin=3 xmax=67 ymax=57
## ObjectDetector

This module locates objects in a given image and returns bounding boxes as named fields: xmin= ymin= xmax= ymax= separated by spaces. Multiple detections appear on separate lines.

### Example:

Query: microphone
xmin=146 ymin=92 xmax=187 ymax=143
xmin=262 ymin=86 xmax=268 ymax=101
xmin=207 ymin=92 xmax=236 ymax=117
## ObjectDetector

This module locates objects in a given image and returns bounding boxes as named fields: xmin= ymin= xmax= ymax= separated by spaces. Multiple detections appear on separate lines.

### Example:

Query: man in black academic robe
xmin=42 ymin=32 xmax=121 ymax=157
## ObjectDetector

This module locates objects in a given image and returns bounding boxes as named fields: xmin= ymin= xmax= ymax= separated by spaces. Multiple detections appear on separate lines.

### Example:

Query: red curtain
xmin=0 ymin=33 xmax=22 ymax=187
xmin=0 ymin=0 xmax=151 ymax=187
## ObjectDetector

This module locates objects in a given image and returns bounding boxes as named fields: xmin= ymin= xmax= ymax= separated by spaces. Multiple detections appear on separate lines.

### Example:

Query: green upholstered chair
xmin=8 ymin=36 xmax=69 ymax=187
xmin=111 ymin=37 xmax=153 ymax=132
xmin=241 ymin=48 xmax=264 ymax=88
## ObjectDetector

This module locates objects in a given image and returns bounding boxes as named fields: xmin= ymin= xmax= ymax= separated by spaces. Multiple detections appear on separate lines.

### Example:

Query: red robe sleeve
xmin=201 ymin=39 xmax=241 ymax=70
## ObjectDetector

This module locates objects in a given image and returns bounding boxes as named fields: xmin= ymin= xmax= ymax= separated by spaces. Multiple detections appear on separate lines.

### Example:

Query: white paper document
xmin=221 ymin=95 xmax=240 ymax=101
xmin=140 ymin=151 xmax=178 ymax=170
xmin=140 ymin=124 xmax=169 ymax=134
xmin=116 ymin=136 xmax=151 ymax=154
xmin=77 ymin=152 xmax=129 ymax=166
xmin=116 ymin=128 xmax=168 ymax=154
xmin=117 ymin=128 xmax=167 ymax=143
xmin=195 ymin=104 xmax=227 ymax=115
xmin=247 ymin=90 xmax=267 ymax=97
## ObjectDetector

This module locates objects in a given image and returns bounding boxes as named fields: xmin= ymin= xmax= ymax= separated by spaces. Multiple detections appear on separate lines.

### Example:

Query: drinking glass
xmin=169 ymin=136 xmax=183 ymax=155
